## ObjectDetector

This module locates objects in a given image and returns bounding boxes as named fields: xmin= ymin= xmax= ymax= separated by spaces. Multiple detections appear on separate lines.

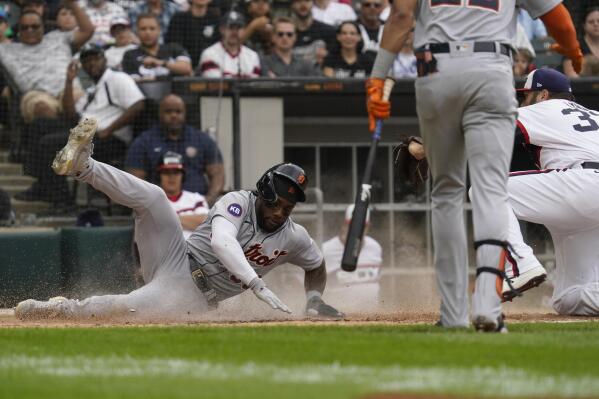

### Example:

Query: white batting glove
xmin=249 ymin=277 xmax=292 ymax=314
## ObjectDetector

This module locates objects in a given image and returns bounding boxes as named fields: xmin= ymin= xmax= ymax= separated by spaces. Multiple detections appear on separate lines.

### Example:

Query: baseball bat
xmin=341 ymin=78 xmax=395 ymax=272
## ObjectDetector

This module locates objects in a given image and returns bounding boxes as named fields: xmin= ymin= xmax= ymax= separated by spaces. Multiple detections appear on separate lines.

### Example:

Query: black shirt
xmin=164 ymin=10 xmax=220 ymax=67
xmin=323 ymin=52 xmax=374 ymax=78
xmin=295 ymin=20 xmax=336 ymax=51
xmin=122 ymin=43 xmax=191 ymax=78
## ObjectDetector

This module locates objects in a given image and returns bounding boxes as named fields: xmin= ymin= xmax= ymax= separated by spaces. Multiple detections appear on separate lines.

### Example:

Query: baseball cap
xmin=220 ymin=11 xmax=246 ymax=28
xmin=517 ymin=68 xmax=572 ymax=94
xmin=345 ymin=204 xmax=370 ymax=224
xmin=79 ymin=43 xmax=105 ymax=60
xmin=110 ymin=16 xmax=131 ymax=31
xmin=158 ymin=151 xmax=185 ymax=172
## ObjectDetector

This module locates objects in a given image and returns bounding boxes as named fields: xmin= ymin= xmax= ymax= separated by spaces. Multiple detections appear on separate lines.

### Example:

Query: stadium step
xmin=0 ymin=163 xmax=23 ymax=175
xmin=11 ymin=198 xmax=51 ymax=215
xmin=2 ymin=185 xmax=33 ymax=196
xmin=0 ymin=174 xmax=36 ymax=186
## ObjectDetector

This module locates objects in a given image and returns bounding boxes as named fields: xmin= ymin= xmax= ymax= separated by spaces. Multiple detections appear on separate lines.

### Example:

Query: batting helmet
xmin=158 ymin=151 xmax=185 ymax=173
xmin=256 ymin=163 xmax=308 ymax=204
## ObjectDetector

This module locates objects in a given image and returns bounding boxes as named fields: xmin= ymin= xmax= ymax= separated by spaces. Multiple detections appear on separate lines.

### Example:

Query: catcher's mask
xmin=256 ymin=163 xmax=308 ymax=204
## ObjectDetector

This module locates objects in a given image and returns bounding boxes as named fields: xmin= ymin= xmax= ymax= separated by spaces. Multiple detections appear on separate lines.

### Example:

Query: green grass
xmin=1 ymin=323 xmax=599 ymax=398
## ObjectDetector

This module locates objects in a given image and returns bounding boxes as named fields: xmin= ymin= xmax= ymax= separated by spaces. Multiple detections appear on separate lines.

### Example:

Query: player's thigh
xmin=553 ymin=283 xmax=599 ymax=316
xmin=118 ymin=273 xmax=209 ymax=320
xmin=415 ymin=72 xmax=466 ymax=184
xmin=508 ymin=171 xmax=599 ymax=231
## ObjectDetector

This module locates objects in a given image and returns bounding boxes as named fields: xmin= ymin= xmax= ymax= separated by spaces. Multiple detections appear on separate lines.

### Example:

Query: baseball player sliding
xmin=366 ymin=0 xmax=583 ymax=331
xmin=409 ymin=69 xmax=599 ymax=316
xmin=15 ymin=119 xmax=343 ymax=321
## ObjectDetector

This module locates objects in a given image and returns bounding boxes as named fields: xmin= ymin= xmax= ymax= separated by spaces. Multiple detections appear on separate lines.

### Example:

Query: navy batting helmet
xmin=256 ymin=163 xmax=308 ymax=204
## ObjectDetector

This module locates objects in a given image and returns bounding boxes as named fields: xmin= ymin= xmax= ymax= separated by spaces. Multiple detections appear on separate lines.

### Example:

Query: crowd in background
xmin=0 ymin=0 xmax=597 ymax=211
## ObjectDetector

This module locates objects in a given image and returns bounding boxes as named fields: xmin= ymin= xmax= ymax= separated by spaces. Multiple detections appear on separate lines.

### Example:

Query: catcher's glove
xmin=306 ymin=296 xmax=345 ymax=320
xmin=394 ymin=136 xmax=429 ymax=187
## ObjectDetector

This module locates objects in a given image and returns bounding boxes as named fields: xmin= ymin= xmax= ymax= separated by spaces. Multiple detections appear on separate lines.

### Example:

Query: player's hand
xmin=366 ymin=78 xmax=391 ymax=132
xmin=66 ymin=60 xmax=80 ymax=83
xmin=306 ymin=296 xmax=345 ymax=319
xmin=249 ymin=277 xmax=291 ymax=314
xmin=142 ymin=56 xmax=165 ymax=68
xmin=550 ymin=43 xmax=583 ymax=73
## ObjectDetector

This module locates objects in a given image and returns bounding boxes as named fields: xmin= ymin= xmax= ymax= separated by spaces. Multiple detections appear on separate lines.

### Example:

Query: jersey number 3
xmin=561 ymin=107 xmax=599 ymax=133
xmin=430 ymin=0 xmax=499 ymax=12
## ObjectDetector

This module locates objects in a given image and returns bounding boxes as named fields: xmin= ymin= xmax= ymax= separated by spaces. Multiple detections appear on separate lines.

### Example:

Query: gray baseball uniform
xmin=50 ymin=162 xmax=321 ymax=320
xmin=187 ymin=191 xmax=323 ymax=302
xmin=413 ymin=0 xmax=560 ymax=327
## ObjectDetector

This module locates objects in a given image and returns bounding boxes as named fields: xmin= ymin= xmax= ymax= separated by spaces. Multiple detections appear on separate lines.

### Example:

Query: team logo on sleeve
xmin=227 ymin=203 xmax=242 ymax=217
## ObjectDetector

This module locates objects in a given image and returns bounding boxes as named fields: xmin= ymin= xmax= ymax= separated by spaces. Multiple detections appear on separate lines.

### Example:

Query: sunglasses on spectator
xmin=276 ymin=31 xmax=295 ymax=37
xmin=20 ymin=24 xmax=42 ymax=31
xmin=362 ymin=2 xmax=382 ymax=8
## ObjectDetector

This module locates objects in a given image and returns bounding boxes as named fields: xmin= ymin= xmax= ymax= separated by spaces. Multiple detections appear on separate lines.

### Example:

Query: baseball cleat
xmin=14 ymin=297 xmax=72 ymax=320
xmin=473 ymin=314 xmax=508 ymax=334
xmin=502 ymin=264 xmax=547 ymax=302
xmin=52 ymin=118 xmax=97 ymax=176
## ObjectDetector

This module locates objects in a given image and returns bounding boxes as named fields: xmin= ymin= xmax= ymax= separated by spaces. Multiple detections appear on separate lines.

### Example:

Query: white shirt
xmin=198 ymin=42 xmax=261 ymax=78
xmin=322 ymin=235 xmax=382 ymax=308
xmin=517 ymin=99 xmax=599 ymax=170
xmin=312 ymin=1 xmax=357 ymax=26
xmin=75 ymin=68 xmax=145 ymax=143
xmin=167 ymin=190 xmax=210 ymax=240
xmin=105 ymin=44 xmax=137 ymax=70
xmin=80 ymin=0 xmax=127 ymax=46
xmin=392 ymin=52 xmax=417 ymax=78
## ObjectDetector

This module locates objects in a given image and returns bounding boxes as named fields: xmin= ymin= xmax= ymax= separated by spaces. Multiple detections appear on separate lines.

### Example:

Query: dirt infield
xmin=0 ymin=308 xmax=594 ymax=328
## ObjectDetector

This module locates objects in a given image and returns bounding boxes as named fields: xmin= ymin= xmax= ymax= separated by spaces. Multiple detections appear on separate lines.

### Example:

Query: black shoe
xmin=473 ymin=313 xmax=508 ymax=333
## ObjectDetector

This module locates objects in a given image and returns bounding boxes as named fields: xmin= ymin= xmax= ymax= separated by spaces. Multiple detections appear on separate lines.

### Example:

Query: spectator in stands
xmin=564 ymin=7 xmax=599 ymax=77
xmin=0 ymin=10 xmax=11 ymax=43
xmin=261 ymin=17 xmax=321 ymax=77
xmin=104 ymin=16 xmax=137 ymax=70
xmin=12 ymin=0 xmax=55 ymax=37
xmin=513 ymin=48 xmax=535 ymax=77
xmin=322 ymin=205 xmax=382 ymax=311
xmin=357 ymin=0 xmax=384 ymax=56
xmin=323 ymin=21 xmax=373 ymax=78
xmin=0 ymin=3 xmax=94 ymax=123
xmin=122 ymin=13 xmax=192 ymax=80
xmin=158 ymin=151 xmax=210 ymax=240
xmin=55 ymin=4 xmax=77 ymax=33
xmin=581 ymin=54 xmax=599 ymax=76
xmin=240 ymin=0 xmax=273 ymax=54
xmin=14 ymin=44 xmax=145 ymax=203
xmin=291 ymin=0 xmax=335 ymax=67
xmin=81 ymin=0 xmax=127 ymax=47
xmin=391 ymin=29 xmax=416 ymax=78
xmin=164 ymin=0 xmax=220 ymax=67
xmin=197 ymin=11 xmax=261 ymax=78
xmin=518 ymin=9 xmax=547 ymax=40
xmin=312 ymin=0 xmax=356 ymax=26
xmin=125 ymin=94 xmax=225 ymax=205
xmin=129 ymin=0 xmax=178 ymax=42
xmin=63 ymin=45 xmax=145 ymax=150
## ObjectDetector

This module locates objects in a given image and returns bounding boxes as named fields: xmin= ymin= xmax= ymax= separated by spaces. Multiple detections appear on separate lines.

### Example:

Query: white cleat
xmin=52 ymin=118 xmax=98 ymax=176
xmin=14 ymin=296 xmax=72 ymax=320
xmin=502 ymin=264 xmax=547 ymax=302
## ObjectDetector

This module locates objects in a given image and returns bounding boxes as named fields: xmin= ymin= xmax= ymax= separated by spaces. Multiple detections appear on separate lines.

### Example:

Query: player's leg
xmin=415 ymin=66 xmax=469 ymax=328
xmin=52 ymin=118 xmax=188 ymax=282
xmin=463 ymin=56 xmax=517 ymax=331
xmin=16 ymin=272 xmax=209 ymax=321
xmin=508 ymin=170 xmax=599 ymax=315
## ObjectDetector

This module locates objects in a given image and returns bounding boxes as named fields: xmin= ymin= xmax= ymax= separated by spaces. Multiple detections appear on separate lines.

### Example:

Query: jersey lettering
xmin=430 ymin=0 xmax=461 ymax=7
xmin=561 ymin=103 xmax=599 ymax=133
xmin=244 ymin=243 xmax=288 ymax=267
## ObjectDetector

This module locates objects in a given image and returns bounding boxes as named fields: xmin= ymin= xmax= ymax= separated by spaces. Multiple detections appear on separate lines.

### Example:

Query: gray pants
xmin=415 ymin=50 xmax=517 ymax=326
xmin=62 ymin=159 xmax=209 ymax=321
